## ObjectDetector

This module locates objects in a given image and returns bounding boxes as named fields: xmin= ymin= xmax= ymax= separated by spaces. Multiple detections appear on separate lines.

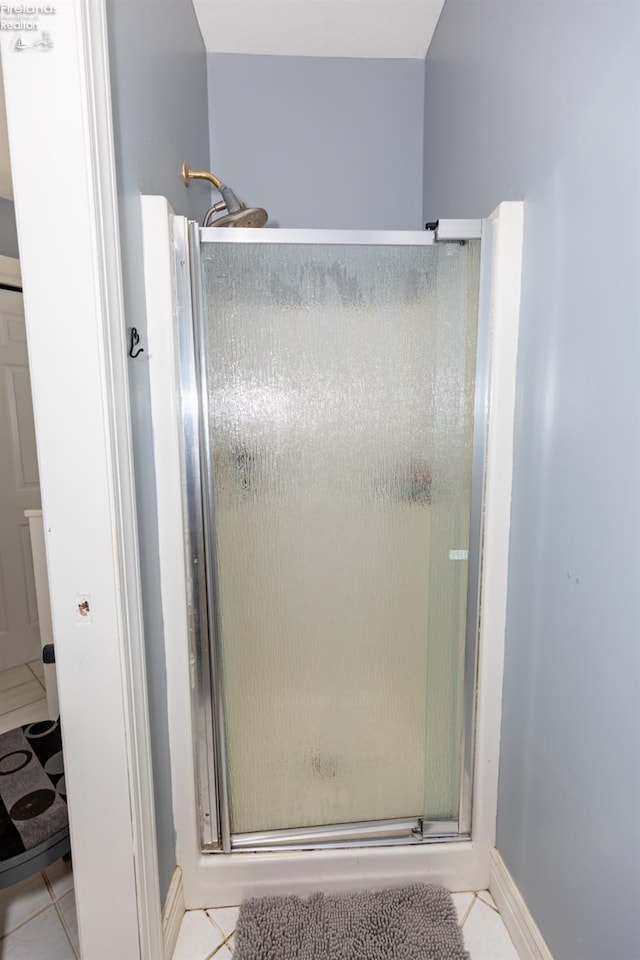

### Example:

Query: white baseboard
xmin=162 ymin=867 xmax=185 ymax=960
xmin=489 ymin=849 xmax=554 ymax=960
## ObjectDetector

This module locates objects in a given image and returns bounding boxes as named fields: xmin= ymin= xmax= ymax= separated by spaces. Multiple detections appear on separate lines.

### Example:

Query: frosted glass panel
xmin=200 ymin=241 xmax=480 ymax=835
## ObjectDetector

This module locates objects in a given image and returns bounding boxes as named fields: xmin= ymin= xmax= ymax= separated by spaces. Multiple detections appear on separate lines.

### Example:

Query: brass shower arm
xmin=181 ymin=161 xmax=268 ymax=227
xmin=182 ymin=161 xmax=223 ymax=190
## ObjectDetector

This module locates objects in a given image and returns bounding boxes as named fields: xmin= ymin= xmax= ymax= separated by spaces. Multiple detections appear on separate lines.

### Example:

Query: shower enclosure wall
xmin=143 ymin=198 xmax=522 ymax=906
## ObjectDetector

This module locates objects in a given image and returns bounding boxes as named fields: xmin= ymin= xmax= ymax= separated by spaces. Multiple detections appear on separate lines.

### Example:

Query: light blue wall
xmin=0 ymin=197 xmax=18 ymax=259
xmin=207 ymin=54 xmax=425 ymax=229
xmin=424 ymin=3 xmax=640 ymax=958
xmin=105 ymin=0 xmax=210 ymax=903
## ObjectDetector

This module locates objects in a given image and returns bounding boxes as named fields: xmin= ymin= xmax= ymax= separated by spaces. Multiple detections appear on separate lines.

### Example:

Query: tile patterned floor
xmin=0 ymin=860 xmax=78 ymax=959
xmin=0 ymin=664 xmax=78 ymax=958
xmin=0 ymin=660 xmax=50 ymax=735
xmin=174 ymin=890 xmax=521 ymax=959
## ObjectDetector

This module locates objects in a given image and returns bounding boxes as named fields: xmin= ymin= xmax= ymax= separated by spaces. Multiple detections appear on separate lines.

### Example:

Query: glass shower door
xmin=194 ymin=231 xmax=484 ymax=849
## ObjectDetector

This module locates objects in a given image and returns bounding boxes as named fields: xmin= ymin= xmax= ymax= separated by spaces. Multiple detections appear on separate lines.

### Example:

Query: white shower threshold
xmin=183 ymin=840 xmax=487 ymax=908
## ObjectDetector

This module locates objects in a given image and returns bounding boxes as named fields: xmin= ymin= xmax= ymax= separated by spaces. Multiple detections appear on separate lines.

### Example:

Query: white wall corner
xmin=472 ymin=201 xmax=524 ymax=873
xmin=490 ymin=849 xmax=554 ymax=960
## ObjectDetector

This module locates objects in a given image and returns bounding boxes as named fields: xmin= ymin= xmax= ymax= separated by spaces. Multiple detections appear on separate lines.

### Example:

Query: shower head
xmin=182 ymin=162 xmax=268 ymax=228
xmin=204 ymin=204 xmax=269 ymax=229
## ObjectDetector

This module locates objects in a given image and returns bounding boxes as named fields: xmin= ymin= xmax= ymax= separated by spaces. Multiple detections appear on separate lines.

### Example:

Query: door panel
xmin=198 ymin=239 xmax=481 ymax=837
xmin=0 ymin=289 xmax=41 ymax=669
xmin=6 ymin=364 xmax=40 ymax=489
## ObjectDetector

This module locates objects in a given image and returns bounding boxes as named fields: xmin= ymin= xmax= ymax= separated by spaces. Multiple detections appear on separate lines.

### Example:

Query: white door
xmin=0 ymin=285 xmax=41 ymax=669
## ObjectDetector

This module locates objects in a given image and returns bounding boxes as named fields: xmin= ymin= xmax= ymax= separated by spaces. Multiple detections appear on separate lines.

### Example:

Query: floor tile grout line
xmin=207 ymin=936 xmax=233 ymax=959
xmin=206 ymin=908 xmax=240 ymax=942
xmin=0 ymin=689 xmax=46 ymax=705
xmin=0 ymin=669 xmax=43 ymax=687
xmin=53 ymin=897 xmax=80 ymax=959
xmin=205 ymin=909 xmax=227 ymax=939
xmin=0 ymin=900 xmax=55 ymax=942
xmin=200 ymin=911 xmax=233 ymax=956
xmin=0 ymin=664 xmax=36 ymax=678
xmin=42 ymin=867 xmax=57 ymax=903
xmin=477 ymin=890 xmax=500 ymax=914
xmin=460 ymin=892 xmax=478 ymax=927
xmin=0 ymin=679 xmax=35 ymax=698
xmin=0 ymin=688 xmax=47 ymax=715
xmin=202 ymin=910 xmax=238 ymax=956
xmin=0 ymin=705 xmax=48 ymax=729
xmin=43 ymin=865 xmax=75 ymax=909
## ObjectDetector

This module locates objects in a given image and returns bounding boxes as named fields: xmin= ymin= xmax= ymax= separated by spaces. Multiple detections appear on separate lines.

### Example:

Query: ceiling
xmin=192 ymin=0 xmax=446 ymax=59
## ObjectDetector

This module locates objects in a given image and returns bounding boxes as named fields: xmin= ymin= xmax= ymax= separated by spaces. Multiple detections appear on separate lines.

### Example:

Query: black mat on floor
xmin=0 ymin=719 xmax=67 ymax=862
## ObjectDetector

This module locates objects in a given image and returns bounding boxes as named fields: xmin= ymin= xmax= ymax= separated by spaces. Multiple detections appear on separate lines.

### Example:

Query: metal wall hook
xmin=129 ymin=327 xmax=144 ymax=359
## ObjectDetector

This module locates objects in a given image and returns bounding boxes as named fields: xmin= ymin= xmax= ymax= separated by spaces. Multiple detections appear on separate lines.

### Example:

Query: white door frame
xmin=1 ymin=3 xmax=162 ymax=957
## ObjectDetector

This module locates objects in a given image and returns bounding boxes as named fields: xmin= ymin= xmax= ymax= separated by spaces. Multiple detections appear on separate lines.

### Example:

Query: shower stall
xmin=144 ymin=199 xmax=520 ymax=904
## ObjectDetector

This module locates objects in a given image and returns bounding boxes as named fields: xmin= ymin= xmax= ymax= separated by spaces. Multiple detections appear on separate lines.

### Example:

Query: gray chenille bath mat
xmin=234 ymin=883 xmax=470 ymax=960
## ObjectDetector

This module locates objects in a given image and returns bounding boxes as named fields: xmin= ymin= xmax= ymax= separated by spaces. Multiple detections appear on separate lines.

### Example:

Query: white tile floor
xmin=0 ymin=862 xmax=78 ymax=959
xmin=0 ymin=660 xmax=50 ymax=735
xmin=174 ymin=890 xmax=521 ymax=959
xmin=0 ymin=664 xmax=78 ymax=958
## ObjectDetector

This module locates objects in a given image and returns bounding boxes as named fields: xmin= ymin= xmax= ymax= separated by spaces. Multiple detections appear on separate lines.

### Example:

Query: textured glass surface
xmin=200 ymin=240 xmax=480 ymax=834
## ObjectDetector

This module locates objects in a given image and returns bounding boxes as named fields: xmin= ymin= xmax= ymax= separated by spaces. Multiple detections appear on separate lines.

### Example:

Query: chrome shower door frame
xmin=179 ymin=223 xmax=494 ymax=855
